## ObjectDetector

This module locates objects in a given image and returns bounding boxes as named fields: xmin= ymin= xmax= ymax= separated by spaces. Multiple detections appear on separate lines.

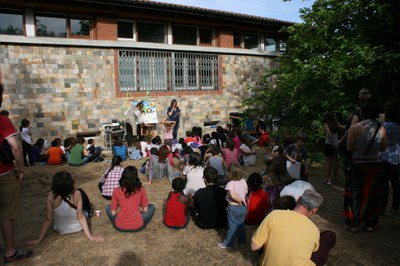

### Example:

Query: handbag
xmin=347 ymin=122 xmax=381 ymax=175
xmin=0 ymin=140 xmax=14 ymax=164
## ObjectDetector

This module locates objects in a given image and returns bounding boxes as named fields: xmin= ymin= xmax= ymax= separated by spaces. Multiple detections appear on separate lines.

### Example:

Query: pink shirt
xmin=225 ymin=179 xmax=248 ymax=205
xmin=111 ymin=186 xmax=149 ymax=230
xmin=222 ymin=148 xmax=240 ymax=167
xmin=233 ymin=136 xmax=240 ymax=150
xmin=162 ymin=125 xmax=173 ymax=140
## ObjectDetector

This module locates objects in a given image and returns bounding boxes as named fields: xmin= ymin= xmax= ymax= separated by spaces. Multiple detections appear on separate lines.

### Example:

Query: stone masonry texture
xmin=0 ymin=44 xmax=274 ymax=142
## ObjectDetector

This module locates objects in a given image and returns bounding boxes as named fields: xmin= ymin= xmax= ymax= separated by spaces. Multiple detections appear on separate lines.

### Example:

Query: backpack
xmin=130 ymin=149 xmax=142 ymax=160
xmin=63 ymin=188 xmax=94 ymax=217
xmin=0 ymin=140 xmax=14 ymax=164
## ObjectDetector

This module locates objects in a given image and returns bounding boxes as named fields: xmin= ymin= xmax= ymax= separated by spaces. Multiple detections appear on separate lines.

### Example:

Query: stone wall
xmin=0 ymin=44 xmax=273 ymax=141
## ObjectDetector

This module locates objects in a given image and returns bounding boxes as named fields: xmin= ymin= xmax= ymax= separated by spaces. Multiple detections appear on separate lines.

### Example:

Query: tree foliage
xmin=245 ymin=0 xmax=400 ymax=142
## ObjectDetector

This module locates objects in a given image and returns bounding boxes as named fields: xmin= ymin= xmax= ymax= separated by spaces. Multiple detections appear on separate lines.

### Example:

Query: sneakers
xmin=322 ymin=179 xmax=331 ymax=185
xmin=4 ymin=249 xmax=33 ymax=264
xmin=217 ymin=242 xmax=231 ymax=249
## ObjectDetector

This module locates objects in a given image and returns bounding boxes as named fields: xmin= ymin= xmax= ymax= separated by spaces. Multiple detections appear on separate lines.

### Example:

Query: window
xmin=279 ymin=40 xmax=287 ymax=52
xmin=173 ymin=25 xmax=197 ymax=45
xmin=264 ymin=37 xmax=276 ymax=52
xmin=118 ymin=21 xmax=134 ymax=39
xmin=137 ymin=22 xmax=165 ymax=43
xmin=233 ymin=32 xmax=241 ymax=47
xmin=70 ymin=18 xmax=91 ymax=37
xmin=36 ymin=15 xmax=67 ymax=37
xmin=244 ymin=34 xmax=259 ymax=50
xmin=199 ymin=28 xmax=213 ymax=45
xmin=118 ymin=49 xmax=220 ymax=93
xmin=0 ymin=11 xmax=24 ymax=35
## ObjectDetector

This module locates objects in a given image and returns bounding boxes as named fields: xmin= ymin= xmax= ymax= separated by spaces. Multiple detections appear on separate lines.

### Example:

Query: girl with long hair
xmin=167 ymin=99 xmax=181 ymax=140
xmin=323 ymin=112 xmax=344 ymax=184
xmin=218 ymin=163 xmax=248 ymax=249
xmin=222 ymin=137 xmax=240 ymax=168
xmin=147 ymin=145 xmax=173 ymax=184
xmin=106 ymin=166 xmax=155 ymax=232
xmin=182 ymin=153 xmax=206 ymax=196
xmin=26 ymin=171 xmax=103 ymax=246
xmin=98 ymin=156 xmax=124 ymax=200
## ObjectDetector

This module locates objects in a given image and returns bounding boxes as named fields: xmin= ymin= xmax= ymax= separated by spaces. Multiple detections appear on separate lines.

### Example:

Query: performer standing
xmin=167 ymin=99 xmax=181 ymax=140
xmin=125 ymin=102 xmax=144 ymax=138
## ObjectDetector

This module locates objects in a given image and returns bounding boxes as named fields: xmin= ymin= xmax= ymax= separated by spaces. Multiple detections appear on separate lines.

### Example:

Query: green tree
xmin=245 ymin=0 xmax=400 ymax=142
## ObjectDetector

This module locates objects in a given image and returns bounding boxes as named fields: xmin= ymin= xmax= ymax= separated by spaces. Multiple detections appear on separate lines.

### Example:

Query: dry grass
xmin=6 ymin=149 xmax=400 ymax=265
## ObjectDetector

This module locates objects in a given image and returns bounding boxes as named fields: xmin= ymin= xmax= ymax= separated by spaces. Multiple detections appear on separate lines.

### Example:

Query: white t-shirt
xmin=183 ymin=165 xmax=206 ymax=196
xmin=240 ymin=143 xmax=256 ymax=166
xmin=225 ymin=179 xmax=248 ymax=204
xmin=140 ymin=141 xmax=149 ymax=156
xmin=53 ymin=200 xmax=82 ymax=234
xmin=20 ymin=127 xmax=32 ymax=144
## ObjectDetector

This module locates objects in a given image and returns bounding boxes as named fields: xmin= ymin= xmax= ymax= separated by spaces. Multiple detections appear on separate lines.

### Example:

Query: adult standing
xmin=380 ymin=99 xmax=400 ymax=213
xmin=124 ymin=101 xmax=144 ymax=139
xmin=167 ymin=99 xmax=180 ymax=140
xmin=0 ymin=83 xmax=32 ymax=263
xmin=323 ymin=112 xmax=344 ymax=184
xmin=251 ymin=190 xmax=336 ymax=266
xmin=344 ymin=103 xmax=387 ymax=232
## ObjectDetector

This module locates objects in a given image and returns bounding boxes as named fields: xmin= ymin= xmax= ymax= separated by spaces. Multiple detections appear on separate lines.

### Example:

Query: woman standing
xmin=106 ymin=166 xmax=155 ymax=232
xmin=167 ymin=99 xmax=180 ymax=140
xmin=323 ymin=112 xmax=343 ymax=184
xmin=344 ymin=103 xmax=387 ymax=232
xmin=381 ymin=99 xmax=400 ymax=213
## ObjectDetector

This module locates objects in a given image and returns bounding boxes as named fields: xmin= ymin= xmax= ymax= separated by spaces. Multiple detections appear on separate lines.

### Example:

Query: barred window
xmin=118 ymin=50 xmax=220 ymax=93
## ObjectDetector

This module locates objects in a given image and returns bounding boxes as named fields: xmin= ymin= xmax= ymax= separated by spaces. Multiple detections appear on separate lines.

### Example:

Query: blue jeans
xmin=106 ymin=204 xmax=156 ymax=232
xmin=223 ymin=205 xmax=247 ymax=247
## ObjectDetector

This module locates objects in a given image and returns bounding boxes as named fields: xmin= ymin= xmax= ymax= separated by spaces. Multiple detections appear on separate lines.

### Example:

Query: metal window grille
xmin=118 ymin=49 xmax=219 ymax=92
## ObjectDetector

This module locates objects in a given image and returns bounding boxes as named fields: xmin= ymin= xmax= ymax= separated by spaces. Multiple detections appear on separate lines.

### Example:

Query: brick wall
xmin=218 ymin=30 xmax=234 ymax=48
xmin=0 ymin=44 xmax=273 ymax=143
xmin=95 ymin=16 xmax=118 ymax=40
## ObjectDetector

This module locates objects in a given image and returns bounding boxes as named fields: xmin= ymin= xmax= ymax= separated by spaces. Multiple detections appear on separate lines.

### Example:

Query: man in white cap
xmin=251 ymin=189 xmax=336 ymax=266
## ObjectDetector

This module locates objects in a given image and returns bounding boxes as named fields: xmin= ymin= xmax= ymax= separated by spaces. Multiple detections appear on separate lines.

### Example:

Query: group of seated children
xmin=27 ymin=127 xmax=316 ymax=260
xmin=19 ymin=134 xmax=104 ymax=166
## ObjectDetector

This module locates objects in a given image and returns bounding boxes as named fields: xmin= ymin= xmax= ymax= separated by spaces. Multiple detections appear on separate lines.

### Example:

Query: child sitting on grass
xmin=112 ymin=139 xmax=128 ymax=161
xmin=245 ymin=173 xmax=270 ymax=225
xmin=164 ymin=177 xmax=190 ymax=229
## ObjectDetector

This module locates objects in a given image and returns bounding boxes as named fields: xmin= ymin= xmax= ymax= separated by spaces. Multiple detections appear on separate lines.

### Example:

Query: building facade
xmin=0 ymin=0 xmax=291 ymax=141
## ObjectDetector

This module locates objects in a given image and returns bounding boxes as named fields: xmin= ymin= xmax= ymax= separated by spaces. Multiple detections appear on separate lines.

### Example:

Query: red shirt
xmin=184 ymin=137 xmax=195 ymax=144
xmin=245 ymin=189 xmax=270 ymax=225
xmin=164 ymin=192 xmax=187 ymax=227
xmin=258 ymin=132 xmax=269 ymax=147
xmin=47 ymin=146 xmax=64 ymax=165
xmin=0 ymin=116 xmax=17 ymax=174
xmin=111 ymin=186 xmax=149 ymax=230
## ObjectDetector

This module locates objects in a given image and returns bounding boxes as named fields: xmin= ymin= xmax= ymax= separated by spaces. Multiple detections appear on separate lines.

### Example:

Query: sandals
xmin=4 ymin=249 xmax=33 ymax=264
